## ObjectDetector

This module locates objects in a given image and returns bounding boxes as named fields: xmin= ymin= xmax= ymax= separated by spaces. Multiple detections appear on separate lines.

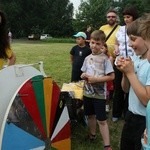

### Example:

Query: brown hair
xmin=123 ymin=6 xmax=138 ymax=21
xmin=138 ymin=13 xmax=150 ymax=40
xmin=127 ymin=19 xmax=140 ymax=36
xmin=90 ymin=30 xmax=106 ymax=42
xmin=127 ymin=13 xmax=150 ymax=40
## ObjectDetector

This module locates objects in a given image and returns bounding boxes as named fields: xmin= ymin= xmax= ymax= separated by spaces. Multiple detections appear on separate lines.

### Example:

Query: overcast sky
xmin=70 ymin=0 xmax=81 ymax=11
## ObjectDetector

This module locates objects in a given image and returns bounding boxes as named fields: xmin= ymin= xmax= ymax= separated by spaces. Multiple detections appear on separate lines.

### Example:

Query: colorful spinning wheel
xmin=0 ymin=64 xmax=71 ymax=150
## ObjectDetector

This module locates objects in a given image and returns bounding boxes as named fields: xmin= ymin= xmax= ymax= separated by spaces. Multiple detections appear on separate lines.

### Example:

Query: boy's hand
xmin=117 ymin=57 xmax=134 ymax=76
xmin=81 ymin=73 xmax=96 ymax=83
xmin=87 ymin=76 xmax=97 ymax=84
xmin=115 ymin=56 xmax=125 ymax=66
xmin=81 ymin=73 xmax=89 ymax=81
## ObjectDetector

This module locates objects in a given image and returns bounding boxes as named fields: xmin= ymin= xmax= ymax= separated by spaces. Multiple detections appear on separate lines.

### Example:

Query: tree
xmin=1 ymin=0 xmax=74 ymax=37
xmin=73 ymin=0 xmax=113 ymax=32
xmin=73 ymin=0 xmax=149 ymax=32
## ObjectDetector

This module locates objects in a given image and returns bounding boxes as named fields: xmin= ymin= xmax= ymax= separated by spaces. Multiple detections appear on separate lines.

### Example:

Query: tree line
xmin=0 ymin=0 xmax=149 ymax=38
xmin=0 ymin=0 xmax=74 ymax=38
xmin=75 ymin=0 xmax=150 ymax=31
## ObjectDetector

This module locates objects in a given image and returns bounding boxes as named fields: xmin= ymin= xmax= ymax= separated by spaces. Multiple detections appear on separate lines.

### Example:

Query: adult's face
xmin=124 ymin=15 xmax=133 ymax=26
xmin=106 ymin=12 xmax=117 ymax=26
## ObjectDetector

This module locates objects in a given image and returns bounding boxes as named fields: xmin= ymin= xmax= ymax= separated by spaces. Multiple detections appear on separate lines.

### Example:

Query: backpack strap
xmin=105 ymin=24 xmax=118 ymax=42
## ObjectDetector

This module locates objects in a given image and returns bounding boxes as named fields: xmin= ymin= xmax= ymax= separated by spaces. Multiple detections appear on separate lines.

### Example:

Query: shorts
xmin=83 ymin=96 xmax=107 ymax=121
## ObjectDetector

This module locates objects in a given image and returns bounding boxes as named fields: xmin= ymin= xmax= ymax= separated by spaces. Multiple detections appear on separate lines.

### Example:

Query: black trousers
xmin=112 ymin=65 xmax=128 ymax=118
xmin=120 ymin=111 xmax=146 ymax=150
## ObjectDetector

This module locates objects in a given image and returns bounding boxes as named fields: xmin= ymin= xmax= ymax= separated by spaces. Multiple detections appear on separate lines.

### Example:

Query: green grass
xmin=11 ymin=39 xmax=123 ymax=150
xmin=41 ymin=37 xmax=75 ymax=43
xmin=12 ymin=39 xmax=72 ymax=86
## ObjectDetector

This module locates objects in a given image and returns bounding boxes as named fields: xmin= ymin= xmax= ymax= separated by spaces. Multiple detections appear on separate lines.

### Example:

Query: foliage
xmin=1 ymin=0 xmax=74 ymax=38
xmin=74 ymin=0 xmax=112 ymax=32
xmin=116 ymin=0 xmax=149 ymax=24
xmin=1 ymin=0 xmax=149 ymax=38
xmin=73 ymin=0 xmax=150 ymax=31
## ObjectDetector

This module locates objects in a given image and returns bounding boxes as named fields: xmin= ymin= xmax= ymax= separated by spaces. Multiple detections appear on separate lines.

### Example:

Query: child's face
xmin=129 ymin=35 xmax=148 ymax=57
xmin=101 ymin=46 xmax=107 ymax=54
xmin=76 ymin=37 xmax=85 ymax=45
xmin=90 ymin=39 xmax=104 ymax=54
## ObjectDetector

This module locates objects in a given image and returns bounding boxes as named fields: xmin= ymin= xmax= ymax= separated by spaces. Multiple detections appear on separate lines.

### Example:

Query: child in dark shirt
xmin=70 ymin=32 xmax=91 ymax=82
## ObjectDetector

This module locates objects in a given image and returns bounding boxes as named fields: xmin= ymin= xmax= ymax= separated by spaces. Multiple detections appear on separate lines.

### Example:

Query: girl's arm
xmin=8 ymin=52 xmax=16 ymax=66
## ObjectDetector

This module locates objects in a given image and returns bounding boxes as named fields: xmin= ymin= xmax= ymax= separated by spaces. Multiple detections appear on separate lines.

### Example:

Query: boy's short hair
xmin=127 ymin=13 xmax=150 ymax=40
xmin=122 ymin=6 xmax=138 ymax=21
xmin=127 ymin=19 xmax=140 ymax=36
xmin=138 ymin=13 xmax=150 ymax=40
xmin=90 ymin=30 xmax=106 ymax=42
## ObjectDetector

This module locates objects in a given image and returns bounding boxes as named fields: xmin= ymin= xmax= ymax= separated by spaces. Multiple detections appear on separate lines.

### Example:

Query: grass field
xmin=11 ymin=39 xmax=124 ymax=150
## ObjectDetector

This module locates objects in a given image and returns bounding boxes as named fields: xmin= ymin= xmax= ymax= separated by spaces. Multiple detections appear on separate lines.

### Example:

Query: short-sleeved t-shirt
xmin=129 ymin=56 xmax=150 ymax=116
xmin=0 ymin=48 xmax=13 ymax=69
xmin=81 ymin=53 xmax=114 ymax=99
xmin=70 ymin=45 xmax=91 ymax=81
xmin=100 ymin=24 xmax=120 ymax=57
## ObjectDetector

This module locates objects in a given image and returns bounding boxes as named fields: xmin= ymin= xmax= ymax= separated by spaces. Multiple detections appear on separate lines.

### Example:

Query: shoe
xmin=112 ymin=117 xmax=118 ymax=122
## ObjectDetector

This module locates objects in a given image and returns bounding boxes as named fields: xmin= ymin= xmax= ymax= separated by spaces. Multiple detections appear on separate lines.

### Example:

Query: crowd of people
xmin=0 ymin=5 xmax=150 ymax=150
xmin=70 ymin=6 xmax=150 ymax=150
